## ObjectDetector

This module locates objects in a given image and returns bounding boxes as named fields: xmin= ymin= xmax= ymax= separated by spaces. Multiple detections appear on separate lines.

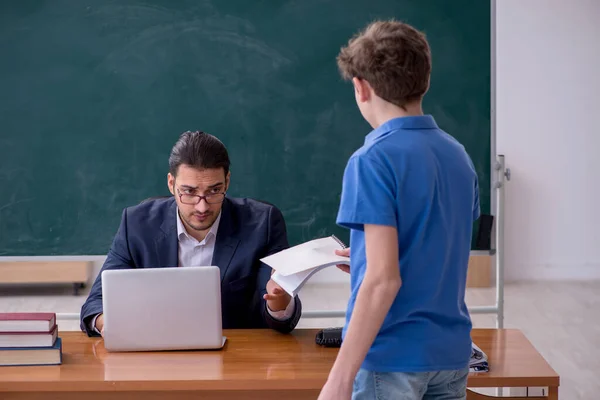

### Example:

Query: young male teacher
xmin=80 ymin=131 xmax=301 ymax=336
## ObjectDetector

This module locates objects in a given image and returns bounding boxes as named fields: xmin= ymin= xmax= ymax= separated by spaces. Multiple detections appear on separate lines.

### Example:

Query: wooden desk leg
xmin=548 ymin=386 xmax=559 ymax=400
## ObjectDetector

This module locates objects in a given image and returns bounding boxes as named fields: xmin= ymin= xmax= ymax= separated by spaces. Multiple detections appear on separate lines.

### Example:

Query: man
xmin=80 ymin=131 xmax=301 ymax=336
xmin=318 ymin=21 xmax=480 ymax=399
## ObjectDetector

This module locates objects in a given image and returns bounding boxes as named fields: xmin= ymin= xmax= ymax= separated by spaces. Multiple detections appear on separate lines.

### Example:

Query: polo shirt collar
xmin=366 ymin=115 xmax=438 ymax=143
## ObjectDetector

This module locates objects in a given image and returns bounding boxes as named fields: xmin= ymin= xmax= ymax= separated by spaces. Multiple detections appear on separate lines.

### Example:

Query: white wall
xmin=497 ymin=0 xmax=600 ymax=281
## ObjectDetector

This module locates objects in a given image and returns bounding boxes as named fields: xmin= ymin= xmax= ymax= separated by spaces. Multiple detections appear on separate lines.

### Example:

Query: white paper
xmin=260 ymin=236 xmax=349 ymax=276
xmin=271 ymin=268 xmax=317 ymax=297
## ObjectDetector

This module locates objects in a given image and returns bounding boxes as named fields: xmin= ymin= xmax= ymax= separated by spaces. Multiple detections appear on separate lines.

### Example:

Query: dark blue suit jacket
xmin=80 ymin=196 xmax=302 ymax=336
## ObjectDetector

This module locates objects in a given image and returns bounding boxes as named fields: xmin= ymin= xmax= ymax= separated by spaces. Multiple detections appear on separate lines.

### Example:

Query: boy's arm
xmin=326 ymin=224 xmax=401 ymax=386
xmin=320 ymin=153 xmax=400 ymax=398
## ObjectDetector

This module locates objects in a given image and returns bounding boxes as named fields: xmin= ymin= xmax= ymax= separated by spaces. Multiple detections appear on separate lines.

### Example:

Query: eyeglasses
xmin=176 ymin=188 xmax=226 ymax=205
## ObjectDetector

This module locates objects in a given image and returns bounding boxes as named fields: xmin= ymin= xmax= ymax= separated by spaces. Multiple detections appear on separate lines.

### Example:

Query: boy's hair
xmin=337 ymin=20 xmax=431 ymax=109
xmin=169 ymin=131 xmax=230 ymax=177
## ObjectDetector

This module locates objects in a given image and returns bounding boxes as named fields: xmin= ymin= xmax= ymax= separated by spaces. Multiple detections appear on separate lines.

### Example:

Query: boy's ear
xmin=352 ymin=77 xmax=371 ymax=103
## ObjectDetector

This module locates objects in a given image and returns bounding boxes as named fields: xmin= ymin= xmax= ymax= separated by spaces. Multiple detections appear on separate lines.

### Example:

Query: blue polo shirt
xmin=337 ymin=115 xmax=480 ymax=372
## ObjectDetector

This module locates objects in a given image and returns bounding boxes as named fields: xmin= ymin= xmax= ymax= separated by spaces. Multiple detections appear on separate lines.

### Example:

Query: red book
xmin=0 ymin=313 xmax=56 ymax=333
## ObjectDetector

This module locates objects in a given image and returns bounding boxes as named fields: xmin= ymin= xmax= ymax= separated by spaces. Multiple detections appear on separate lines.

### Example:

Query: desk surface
xmin=0 ymin=329 xmax=558 ymax=393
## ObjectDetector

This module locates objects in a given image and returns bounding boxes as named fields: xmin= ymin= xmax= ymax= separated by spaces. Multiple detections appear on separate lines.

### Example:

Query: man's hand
xmin=264 ymin=277 xmax=292 ymax=312
xmin=335 ymin=247 xmax=351 ymax=274
xmin=95 ymin=313 xmax=105 ymax=336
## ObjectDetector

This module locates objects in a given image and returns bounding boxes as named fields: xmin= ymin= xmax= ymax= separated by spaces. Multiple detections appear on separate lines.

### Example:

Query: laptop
xmin=101 ymin=266 xmax=226 ymax=352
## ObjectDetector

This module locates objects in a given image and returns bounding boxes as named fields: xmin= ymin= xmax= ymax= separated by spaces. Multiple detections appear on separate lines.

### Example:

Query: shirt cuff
xmin=266 ymin=297 xmax=296 ymax=321
xmin=89 ymin=313 xmax=102 ymax=334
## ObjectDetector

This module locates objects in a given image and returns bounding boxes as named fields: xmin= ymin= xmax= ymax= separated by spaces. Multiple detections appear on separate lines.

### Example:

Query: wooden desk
xmin=468 ymin=329 xmax=559 ymax=399
xmin=0 ymin=329 xmax=559 ymax=400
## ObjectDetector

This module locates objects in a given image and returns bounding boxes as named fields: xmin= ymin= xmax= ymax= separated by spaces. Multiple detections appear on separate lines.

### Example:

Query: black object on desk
xmin=315 ymin=327 xmax=343 ymax=348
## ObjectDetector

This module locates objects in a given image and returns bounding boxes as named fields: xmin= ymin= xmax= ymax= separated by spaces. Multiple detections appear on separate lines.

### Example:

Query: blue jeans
xmin=352 ymin=367 xmax=469 ymax=400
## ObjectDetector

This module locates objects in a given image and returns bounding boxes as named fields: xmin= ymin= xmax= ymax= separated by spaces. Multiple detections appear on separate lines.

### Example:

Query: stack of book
xmin=0 ymin=312 xmax=62 ymax=366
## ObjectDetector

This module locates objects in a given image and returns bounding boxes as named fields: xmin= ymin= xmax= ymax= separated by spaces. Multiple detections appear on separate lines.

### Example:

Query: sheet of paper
xmin=271 ymin=268 xmax=317 ymax=297
xmin=260 ymin=236 xmax=349 ymax=276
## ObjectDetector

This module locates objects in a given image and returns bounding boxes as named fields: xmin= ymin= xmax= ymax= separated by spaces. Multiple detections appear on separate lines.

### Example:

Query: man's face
xmin=168 ymin=164 xmax=230 ymax=233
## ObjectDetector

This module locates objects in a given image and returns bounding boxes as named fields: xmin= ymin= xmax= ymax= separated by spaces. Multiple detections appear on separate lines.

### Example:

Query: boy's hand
xmin=318 ymin=377 xmax=352 ymax=400
xmin=335 ymin=248 xmax=351 ymax=274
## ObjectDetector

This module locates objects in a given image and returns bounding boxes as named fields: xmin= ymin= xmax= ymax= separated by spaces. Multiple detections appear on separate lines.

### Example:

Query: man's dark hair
xmin=168 ymin=131 xmax=230 ymax=176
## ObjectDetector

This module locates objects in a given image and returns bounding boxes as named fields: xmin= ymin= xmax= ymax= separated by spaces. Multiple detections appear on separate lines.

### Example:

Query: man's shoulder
xmin=124 ymin=196 xmax=175 ymax=226
xmin=226 ymin=196 xmax=281 ymax=217
xmin=225 ymin=197 xmax=286 ymax=236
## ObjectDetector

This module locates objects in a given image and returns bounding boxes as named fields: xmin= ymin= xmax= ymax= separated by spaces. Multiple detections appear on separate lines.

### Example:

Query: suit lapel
xmin=212 ymin=198 xmax=240 ymax=282
xmin=155 ymin=199 xmax=179 ymax=268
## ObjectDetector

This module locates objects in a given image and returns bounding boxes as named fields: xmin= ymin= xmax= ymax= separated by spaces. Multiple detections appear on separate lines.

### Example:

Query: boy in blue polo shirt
xmin=318 ymin=21 xmax=480 ymax=400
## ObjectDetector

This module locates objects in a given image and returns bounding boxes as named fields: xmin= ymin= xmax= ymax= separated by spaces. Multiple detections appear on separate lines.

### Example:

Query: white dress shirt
xmin=175 ymin=209 xmax=294 ymax=321
xmin=176 ymin=208 xmax=221 ymax=268
xmin=91 ymin=207 xmax=294 ymax=333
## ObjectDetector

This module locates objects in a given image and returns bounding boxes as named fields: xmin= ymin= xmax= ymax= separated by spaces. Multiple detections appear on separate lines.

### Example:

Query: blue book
xmin=0 ymin=337 xmax=62 ymax=366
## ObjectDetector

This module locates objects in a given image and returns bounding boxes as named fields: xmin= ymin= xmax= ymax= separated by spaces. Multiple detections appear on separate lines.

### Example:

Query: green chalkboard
xmin=0 ymin=1 xmax=490 ymax=256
